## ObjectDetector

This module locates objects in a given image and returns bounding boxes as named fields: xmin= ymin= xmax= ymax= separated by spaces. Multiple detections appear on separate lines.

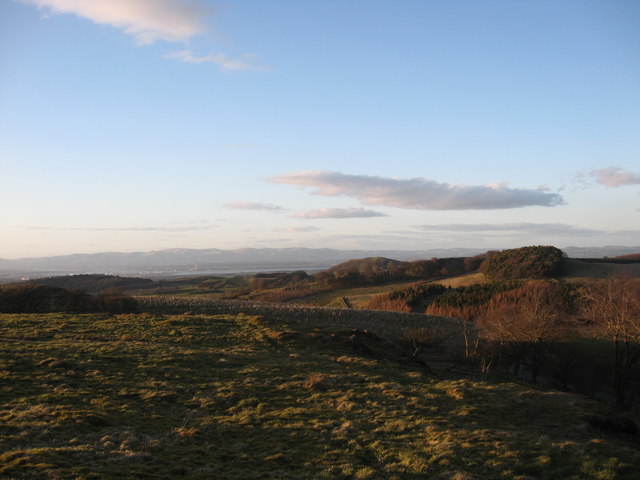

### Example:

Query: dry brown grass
xmin=303 ymin=373 xmax=328 ymax=391
xmin=429 ymin=272 xmax=489 ymax=288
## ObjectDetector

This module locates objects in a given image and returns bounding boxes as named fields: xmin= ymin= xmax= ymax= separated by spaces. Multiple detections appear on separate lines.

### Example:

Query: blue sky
xmin=1 ymin=0 xmax=639 ymax=258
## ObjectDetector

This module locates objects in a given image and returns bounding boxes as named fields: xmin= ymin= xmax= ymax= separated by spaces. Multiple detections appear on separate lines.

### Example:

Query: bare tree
xmin=582 ymin=274 xmax=640 ymax=408
xmin=479 ymin=281 xmax=568 ymax=382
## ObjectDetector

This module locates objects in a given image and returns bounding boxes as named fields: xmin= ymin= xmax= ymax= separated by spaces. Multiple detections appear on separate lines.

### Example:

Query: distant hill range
xmin=1 ymin=246 xmax=639 ymax=282
xmin=0 ymin=247 xmax=485 ymax=278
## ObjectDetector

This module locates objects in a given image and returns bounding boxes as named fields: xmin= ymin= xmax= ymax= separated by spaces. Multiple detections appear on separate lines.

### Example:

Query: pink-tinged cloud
xmin=18 ymin=0 xmax=212 ymax=44
xmin=413 ymin=223 xmax=602 ymax=235
xmin=590 ymin=167 xmax=640 ymax=188
xmin=224 ymin=201 xmax=284 ymax=211
xmin=269 ymin=171 xmax=564 ymax=210
xmin=25 ymin=224 xmax=218 ymax=232
xmin=290 ymin=207 xmax=387 ymax=219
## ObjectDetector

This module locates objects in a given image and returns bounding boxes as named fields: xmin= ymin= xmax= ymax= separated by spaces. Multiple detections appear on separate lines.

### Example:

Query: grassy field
xmin=427 ymin=272 xmax=489 ymax=288
xmin=1 ymin=311 xmax=639 ymax=479
xmin=288 ymin=283 xmax=419 ymax=308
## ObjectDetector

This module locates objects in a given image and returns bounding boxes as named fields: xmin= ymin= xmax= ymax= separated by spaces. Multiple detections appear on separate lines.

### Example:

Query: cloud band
xmin=290 ymin=207 xmax=387 ymax=219
xmin=269 ymin=171 xmax=564 ymax=210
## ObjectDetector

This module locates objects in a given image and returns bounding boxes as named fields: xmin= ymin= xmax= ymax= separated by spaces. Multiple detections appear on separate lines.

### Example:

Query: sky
xmin=1 ymin=0 xmax=639 ymax=259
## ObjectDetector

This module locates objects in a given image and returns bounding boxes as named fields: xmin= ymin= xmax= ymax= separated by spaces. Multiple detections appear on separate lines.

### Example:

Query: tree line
xmin=0 ymin=284 xmax=137 ymax=314
xmin=314 ymin=254 xmax=487 ymax=287
xmin=363 ymin=253 xmax=639 ymax=409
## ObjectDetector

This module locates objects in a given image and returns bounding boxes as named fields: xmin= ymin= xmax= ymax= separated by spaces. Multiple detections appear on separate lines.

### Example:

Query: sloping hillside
xmin=1 ymin=311 xmax=638 ymax=479
xmin=561 ymin=258 xmax=640 ymax=279
xmin=25 ymin=274 xmax=157 ymax=293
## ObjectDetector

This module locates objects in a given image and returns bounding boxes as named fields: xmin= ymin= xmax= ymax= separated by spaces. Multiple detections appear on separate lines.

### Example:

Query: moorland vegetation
xmin=1 ymin=245 xmax=640 ymax=478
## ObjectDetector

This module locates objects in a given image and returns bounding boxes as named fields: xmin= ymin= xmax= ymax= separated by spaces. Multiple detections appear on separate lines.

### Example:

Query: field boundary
xmin=135 ymin=295 xmax=469 ymax=347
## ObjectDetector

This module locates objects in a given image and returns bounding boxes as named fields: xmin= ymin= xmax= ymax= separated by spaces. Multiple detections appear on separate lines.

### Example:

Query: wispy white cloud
xmin=17 ymin=0 xmax=212 ymax=44
xmin=167 ymin=50 xmax=267 ymax=72
xmin=273 ymin=226 xmax=321 ymax=233
xmin=25 ymin=224 xmax=218 ymax=232
xmin=589 ymin=167 xmax=640 ymax=188
xmin=224 ymin=201 xmax=284 ymax=211
xmin=290 ymin=207 xmax=387 ymax=219
xmin=17 ymin=0 xmax=266 ymax=72
xmin=413 ymin=223 xmax=603 ymax=235
xmin=269 ymin=171 xmax=565 ymax=210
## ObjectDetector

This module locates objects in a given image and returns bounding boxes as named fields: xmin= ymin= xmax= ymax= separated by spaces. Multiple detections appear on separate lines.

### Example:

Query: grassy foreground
xmin=1 ymin=312 xmax=639 ymax=479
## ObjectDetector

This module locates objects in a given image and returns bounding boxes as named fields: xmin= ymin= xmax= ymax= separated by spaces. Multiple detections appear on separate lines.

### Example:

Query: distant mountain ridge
xmin=1 ymin=246 xmax=639 ymax=281
xmin=0 ymin=247 xmax=484 ymax=272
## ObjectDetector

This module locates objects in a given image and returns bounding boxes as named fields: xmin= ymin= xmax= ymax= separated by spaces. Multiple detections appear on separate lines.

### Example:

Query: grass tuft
xmin=303 ymin=373 xmax=328 ymax=391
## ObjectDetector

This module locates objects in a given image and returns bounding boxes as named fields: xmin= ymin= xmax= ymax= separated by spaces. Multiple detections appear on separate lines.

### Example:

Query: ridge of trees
xmin=248 ymin=270 xmax=311 ymax=291
xmin=615 ymin=253 xmax=640 ymax=260
xmin=479 ymin=245 xmax=565 ymax=280
xmin=315 ymin=254 xmax=487 ymax=287
xmin=577 ymin=255 xmax=640 ymax=264
xmin=26 ymin=274 xmax=156 ymax=294
xmin=0 ymin=283 xmax=137 ymax=314
xmin=319 ymin=245 xmax=568 ymax=288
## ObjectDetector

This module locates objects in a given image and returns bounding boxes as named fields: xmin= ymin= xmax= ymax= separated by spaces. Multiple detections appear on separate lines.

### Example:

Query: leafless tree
xmin=582 ymin=274 xmax=640 ymax=408
xmin=479 ymin=280 xmax=568 ymax=382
